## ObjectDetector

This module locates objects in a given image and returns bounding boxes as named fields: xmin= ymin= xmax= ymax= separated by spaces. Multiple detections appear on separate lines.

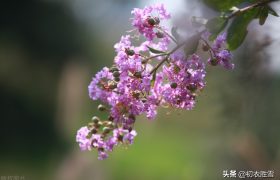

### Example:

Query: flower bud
xmin=102 ymin=127 xmax=111 ymax=134
xmin=170 ymin=82 xmax=177 ymax=89
xmin=125 ymin=48 xmax=135 ymax=56
xmin=108 ymin=81 xmax=117 ymax=89
xmin=210 ymin=58 xmax=218 ymax=66
xmin=88 ymin=122 xmax=95 ymax=129
xmin=147 ymin=17 xmax=156 ymax=26
xmin=173 ymin=65 xmax=180 ymax=74
xmin=134 ymin=72 xmax=142 ymax=78
xmin=114 ymin=77 xmax=120 ymax=82
xmin=113 ymin=71 xmax=120 ymax=78
xmin=98 ymin=104 xmax=106 ymax=111
xmin=92 ymin=116 xmax=100 ymax=124
xmin=156 ymin=31 xmax=164 ymax=38
xmin=95 ymin=121 xmax=103 ymax=128
xmin=109 ymin=66 xmax=119 ymax=73
xmin=187 ymin=83 xmax=197 ymax=92
xmin=91 ymin=128 xmax=98 ymax=134
xmin=108 ymin=116 xmax=114 ymax=122
xmin=202 ymin=44 xmax=209 ymax=51
xmin=86 ymin=132 xmax=92 ymax=139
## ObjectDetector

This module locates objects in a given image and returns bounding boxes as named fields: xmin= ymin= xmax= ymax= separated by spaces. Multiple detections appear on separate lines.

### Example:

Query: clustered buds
xmin=76 ymin=3 xmax=234 ymax=160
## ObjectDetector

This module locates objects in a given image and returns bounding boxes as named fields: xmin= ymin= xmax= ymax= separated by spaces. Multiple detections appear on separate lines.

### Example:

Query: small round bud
xmin=141 ymin=98 xmax=147 ymax=103
xmin=134 ymin=72 xmax=142 ymax=78
xmin=108 ymin=81 xmax=117 ymax=89
xmin=87 ymin=122 xmax=95 ymax=129
xmin=125 ymin=48 xmax=135 ymax=56
xmin=109 ymin=67 xmax=119 ymax=72
xmin=95 ymin=121 xmax=103 ymax=128
xmin=187 ymin=83 xmax=197 ymax=92
xmin=98 ymin=104 xmax=106 ymax=111
xmin=210 ymin=58 xmax=219 ymax=66
xmin=156 ymin=31 xmax=164 ymax=38
xmin=86 ymin=132 xmax=92 ymax=139
xmin=108 ymin=116 xmax=114 ymax=121
xmin=202 ymin=44 xmax=209 ymax=51
xmin=173 ymin=65 xmax=181 ymax=74
xmin=113 ymin=71 xmax=120 ymax=78
xmin=102 ymin=127 xmax=111 ymax=134
xmin=91 ymin=128 xmax=98 ymax=134
xmin=147 ymin=17 xmax=156 ymax=26
xmin=128 ymin=127 xmax=133 ymax=132
xmin=170 ymin=82 xmax=178 ymax=89
xmin=117 ymin=135 xmax=123 ymax=142
xmin=114 ymin=77 xmax=120 ymax=82
xmin=92 ymin=116 xmax=100 ymax=124
xmin=154 ymin=17 xmax=160 ymax=25
xmin=132 ymin=91 xmax=140 ymax=99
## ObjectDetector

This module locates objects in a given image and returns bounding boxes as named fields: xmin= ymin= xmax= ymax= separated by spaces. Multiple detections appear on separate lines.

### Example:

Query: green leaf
xmin=147 ymin=46 xmax=165 ymax=54
xmin=184 ymin=34 xmax=200 ymax=56
xmin=171 ymin=27 xmax=180 ymax=41
xmin=151 ymin=71 xmax=157 ymax=87
xmin=202 ymin=0 xmax=243 ymax=11
xmin=226 ymin=8 xmax=259 ymax=50
xmin=268 ymin=6 xmax=279 ymax=17
xmin=206 ymin=17 xmax=228 ymax=39
xmin=259 ymin=6 xmax=269 ymax=25
xmin=191 ymin=16 xmax=208 ymax=27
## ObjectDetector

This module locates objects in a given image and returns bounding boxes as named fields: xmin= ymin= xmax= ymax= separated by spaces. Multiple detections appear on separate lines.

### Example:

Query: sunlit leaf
xmin=227 ymin=8 xmax=259 ymax=50
xmin=147 ymin=46 xmax=165 ymax=54
xmin=206 ymin=17 xmax=228 ymax=39
xmin=259 ymin=6 xmax=269 ymax=25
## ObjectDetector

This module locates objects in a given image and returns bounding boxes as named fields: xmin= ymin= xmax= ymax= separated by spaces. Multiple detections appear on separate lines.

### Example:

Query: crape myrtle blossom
xmin=76 ymin=3 xmax=234 ymax=160
xmin=203 ymin=32 xmax=234 ymax=70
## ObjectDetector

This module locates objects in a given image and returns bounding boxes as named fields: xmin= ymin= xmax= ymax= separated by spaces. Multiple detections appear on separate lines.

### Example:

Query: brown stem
xmin=226 ymin=0 xmax=274 ymax=19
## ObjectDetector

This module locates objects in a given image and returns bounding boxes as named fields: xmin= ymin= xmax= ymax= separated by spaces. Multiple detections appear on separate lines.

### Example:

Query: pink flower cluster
xmin=76 ymin=3 xmax=234 ymax=160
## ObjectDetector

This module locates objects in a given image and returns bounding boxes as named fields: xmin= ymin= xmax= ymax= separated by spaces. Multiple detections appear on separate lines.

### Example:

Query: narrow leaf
xmin=206 ymin=17 xmax=228 ymax=39
xmin=259 ymin=6 xmax=269 ymax=25
xmin=171 ymin=27 xmax=180 ymax=41
xmin=184 ymin=34 xmax=200 ymax=56
xmin=268 ymin=6 xmax=279 ymax=17
xmin=147 ymin=46 xmax=165 ymax=54
xmin=227 ymin=8 xmax=259 ymax=50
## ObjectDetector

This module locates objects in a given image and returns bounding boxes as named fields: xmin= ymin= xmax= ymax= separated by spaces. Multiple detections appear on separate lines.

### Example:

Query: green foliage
xmin=226 ymin=8 xmax=259 ymax=50
xmin=268 ymin=5 xmax=279 ymax=17
xmin=171 ymin=27 xmax=180 ymax=41
xmin=184 ymin=34 xmax=200 ymax=56
xmin=202 ymin=0 xmax=244 ymax=11
xmin=206 ymin=17 xmax=228 ymax=39
xmin=147 ymin=46 xmax=165 ymax=54
xmin=259 ymin=6 xmax=269 ymax=25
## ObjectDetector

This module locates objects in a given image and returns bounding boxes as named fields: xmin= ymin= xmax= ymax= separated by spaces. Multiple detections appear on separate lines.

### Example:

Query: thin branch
xmin=226 ymin=0 xmax=274 ymax=19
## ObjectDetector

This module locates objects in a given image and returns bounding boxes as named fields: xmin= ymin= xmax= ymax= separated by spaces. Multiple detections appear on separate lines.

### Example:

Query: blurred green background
xmin=0 ymin=0 xmax=280 ymax=179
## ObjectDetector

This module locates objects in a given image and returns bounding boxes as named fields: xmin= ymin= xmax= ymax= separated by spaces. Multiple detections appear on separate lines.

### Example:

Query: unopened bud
xmin=86 ymin=132 xmax=92 ymax=139
xmin=125 ymin=48 xmax=135 ymax=56
xmin=114 ymin=77 xmax=120 ymax=82
xmin=92 ymin=116 xmax=100 ymax=124
xmin=187 ymin=83 xmax=197 ymax=92
xmin=98 ymin=104 xmax=106 ymax=111
xmin=210 ymin=58 xmax=219 ymax=66
xmin=170 ymin=82 xmax=178 ymax=89
xmin=113 ymin=71 xmax=120 ymax=78
xmin=109 ymin=67 xmax=119 ymax=73
xmin=102 ymin=127 xmax=111 ymax=134
xmin=202 ymin=44 xmax=209 ymax=51
xmin=91 ymin=128 xmax=98 ymax=134
xmin=156 ymin=31 xmax=164 ymax=38
xmin=134 ymin=72 xmax=142 ymax=78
